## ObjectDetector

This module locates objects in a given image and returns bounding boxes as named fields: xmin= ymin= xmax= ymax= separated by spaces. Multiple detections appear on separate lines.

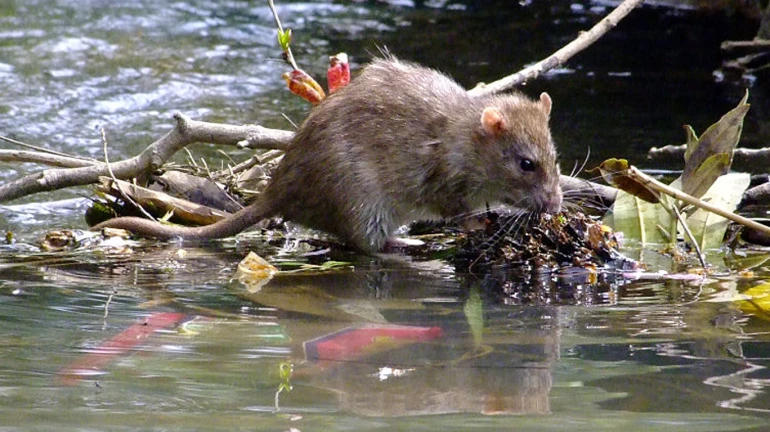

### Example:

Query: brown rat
xmin=92 ymin=57 xmax=562 ymax=252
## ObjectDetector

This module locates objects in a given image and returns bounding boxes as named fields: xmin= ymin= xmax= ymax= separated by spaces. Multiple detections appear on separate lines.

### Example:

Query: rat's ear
xmin=540 ymin=92 xmax=552 ymax=117
xmin=481 ymin=107 xmax=506 ymax=137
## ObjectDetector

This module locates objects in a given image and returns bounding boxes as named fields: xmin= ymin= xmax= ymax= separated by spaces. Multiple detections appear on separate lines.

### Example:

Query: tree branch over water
xmin=468 ymin=0 xmax=646 ymax=96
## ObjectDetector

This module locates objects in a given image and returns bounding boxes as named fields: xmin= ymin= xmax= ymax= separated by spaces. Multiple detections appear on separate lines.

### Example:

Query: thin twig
xmin=721 ymin=39 xmax=770 ymax=51
xmin=0 ymin=133 xmax=95 ymax=161
xmin=468 ymin=0 xmax=646 ymax=96
xmin=101 ymin=127 xmax=156 ymax=221
xmin=627 ymin=166 xmax=770 ymax=236
xmin=0 ymin=149 xmax=98 ymax=168
xmin=672 ymin=204 xmax=707 ymax=267
xmin=267 ymin=0 xmax=299 ymax=71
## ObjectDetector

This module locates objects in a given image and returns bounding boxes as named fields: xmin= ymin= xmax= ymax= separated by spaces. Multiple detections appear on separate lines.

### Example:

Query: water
xmin=2 ymin=0 xmax=770 ymax=431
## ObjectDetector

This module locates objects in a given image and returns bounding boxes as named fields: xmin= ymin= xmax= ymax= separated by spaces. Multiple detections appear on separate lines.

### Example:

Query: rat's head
xmin=475 ymin=92 xmax=562 ymax=213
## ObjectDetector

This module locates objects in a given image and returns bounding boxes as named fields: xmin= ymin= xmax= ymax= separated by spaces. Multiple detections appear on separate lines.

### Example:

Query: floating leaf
xmin=327 ymin=52 xmax=350 ymax=94
xmin=282 ymin=69 xmax=325 ymax=105
xmin=595 ymin=158 xmax=660 ymax=203
xmin=681 ymin=90 xmax=749 ymax=196
xmin=234 ymin=251 xmax=278 ymax=293
xmin=734 ymin=281 xmax=770 ymax=322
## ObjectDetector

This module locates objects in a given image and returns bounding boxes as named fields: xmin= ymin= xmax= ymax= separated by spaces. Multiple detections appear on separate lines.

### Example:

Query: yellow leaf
xmin=234 ymin=251 xmax=278 ymax=293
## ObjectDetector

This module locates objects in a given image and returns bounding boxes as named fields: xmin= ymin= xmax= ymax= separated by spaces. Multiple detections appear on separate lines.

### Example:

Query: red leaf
xmin=327 ymin=53 xmax=350 ymax=94
xmin=283 ymin=69 xmax=325 ymax=105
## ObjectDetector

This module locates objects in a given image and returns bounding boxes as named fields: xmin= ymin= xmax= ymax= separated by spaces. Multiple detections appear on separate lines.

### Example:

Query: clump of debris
xmin=452 ymin=211 xmax=637 ymax=272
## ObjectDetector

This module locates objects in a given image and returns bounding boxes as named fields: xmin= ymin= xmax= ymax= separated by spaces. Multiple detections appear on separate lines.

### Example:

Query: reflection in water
xmin=705 ymin=362 xmax=770 ymax=414
xmin=0 ymin=243 xmax=769 ymax=429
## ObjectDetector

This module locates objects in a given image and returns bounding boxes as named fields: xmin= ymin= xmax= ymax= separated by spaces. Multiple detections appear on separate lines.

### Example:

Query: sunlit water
xmin=2 ymin=0 xmax=770 ymax=431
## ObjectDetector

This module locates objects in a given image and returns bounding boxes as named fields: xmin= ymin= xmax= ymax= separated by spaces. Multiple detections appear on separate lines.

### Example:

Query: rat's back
xmin=266 ymin=58 xmax=470 ymax=251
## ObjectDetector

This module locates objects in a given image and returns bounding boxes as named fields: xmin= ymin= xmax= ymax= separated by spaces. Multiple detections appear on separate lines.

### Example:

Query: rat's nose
xmin=538 ymin=185 xmax=562 ymax=214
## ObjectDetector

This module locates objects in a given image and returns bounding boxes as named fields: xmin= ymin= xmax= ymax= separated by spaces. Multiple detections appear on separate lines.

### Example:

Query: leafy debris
xmin=453 ymin=211 xmax=637 ymax=272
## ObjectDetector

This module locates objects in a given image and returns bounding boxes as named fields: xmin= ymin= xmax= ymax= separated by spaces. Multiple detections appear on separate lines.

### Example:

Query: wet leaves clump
xmin=453 ymin=211 xmax=636 ymax=273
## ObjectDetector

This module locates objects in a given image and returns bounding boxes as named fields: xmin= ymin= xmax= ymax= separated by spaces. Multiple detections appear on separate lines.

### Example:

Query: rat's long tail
xmin=90 ymin=201 xmax=273 ymax=240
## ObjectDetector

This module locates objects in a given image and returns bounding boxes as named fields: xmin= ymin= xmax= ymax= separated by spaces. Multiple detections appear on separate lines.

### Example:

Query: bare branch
xmin=267 ymin=0 xmax=300 ymax=71
xmin=648 ymin=144 xmax=770 ymax=174
xmin=0 ymin=113 xmax=291 ymax=203
xmin=0 ymin=134 xmax=95 ymax=161
xmin=236 ymin=127 xmax=292 ymax=150
xmin=0 ymin=150 xmax=97 ymax=168
xmin=468 ymin=0 xmax=645 ymax=96
xmin=721 ymin=39 xmax=770 ymax=52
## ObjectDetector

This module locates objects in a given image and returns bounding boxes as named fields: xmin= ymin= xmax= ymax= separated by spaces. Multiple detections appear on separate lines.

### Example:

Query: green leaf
xmin=463 ymin=287 xmax=484 ymax=348
xmin=681 ymin=90 xmax=749 ymax=197
xmin=682 ymin=124 xmax=699 ymax=163
xmin=604 ymin=189 xmax=671 ymax=245
xmin=319 ymin=260 xmax=353 ymax=270
xmin=681 ymin=152 xmax=731 ymax=199
xmin=683 ymin=172 xmax=750 ymax=250
xmin=277 ymin=28 xmax=292 ymax=51
xmin=279 ymin=361 xmax=292 ymax=382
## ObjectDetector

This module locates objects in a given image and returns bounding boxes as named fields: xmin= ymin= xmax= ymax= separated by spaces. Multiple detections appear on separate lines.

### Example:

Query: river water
xmin=1 ymin=1 xmax=770 ymax=431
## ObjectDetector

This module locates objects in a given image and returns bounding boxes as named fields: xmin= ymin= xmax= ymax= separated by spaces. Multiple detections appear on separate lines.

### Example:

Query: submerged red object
xmin=304 ymin=324 xmax=444 ymax=362
xmin=56 ymin=312 xmax=189 ymax=386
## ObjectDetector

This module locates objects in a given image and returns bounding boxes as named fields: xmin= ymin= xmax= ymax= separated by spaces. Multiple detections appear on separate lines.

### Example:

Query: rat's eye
xmin=520 ymin=158 xmax=536 ymax=172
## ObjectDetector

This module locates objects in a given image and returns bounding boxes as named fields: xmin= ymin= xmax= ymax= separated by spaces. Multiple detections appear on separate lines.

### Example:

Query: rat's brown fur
xmin=92 ymin=58 xmax=562 ymax=252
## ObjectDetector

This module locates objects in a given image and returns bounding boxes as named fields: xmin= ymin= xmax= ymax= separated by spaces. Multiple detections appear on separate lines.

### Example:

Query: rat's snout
xmin=544 ymin=190 xmax=562 ymax=214
xmin=534 ymin=183 xmax=562 ymax=214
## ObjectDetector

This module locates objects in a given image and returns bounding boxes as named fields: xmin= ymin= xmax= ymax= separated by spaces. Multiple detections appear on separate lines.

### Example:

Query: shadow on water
xmin=1 ymin=0 xmax=770 ymax=431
